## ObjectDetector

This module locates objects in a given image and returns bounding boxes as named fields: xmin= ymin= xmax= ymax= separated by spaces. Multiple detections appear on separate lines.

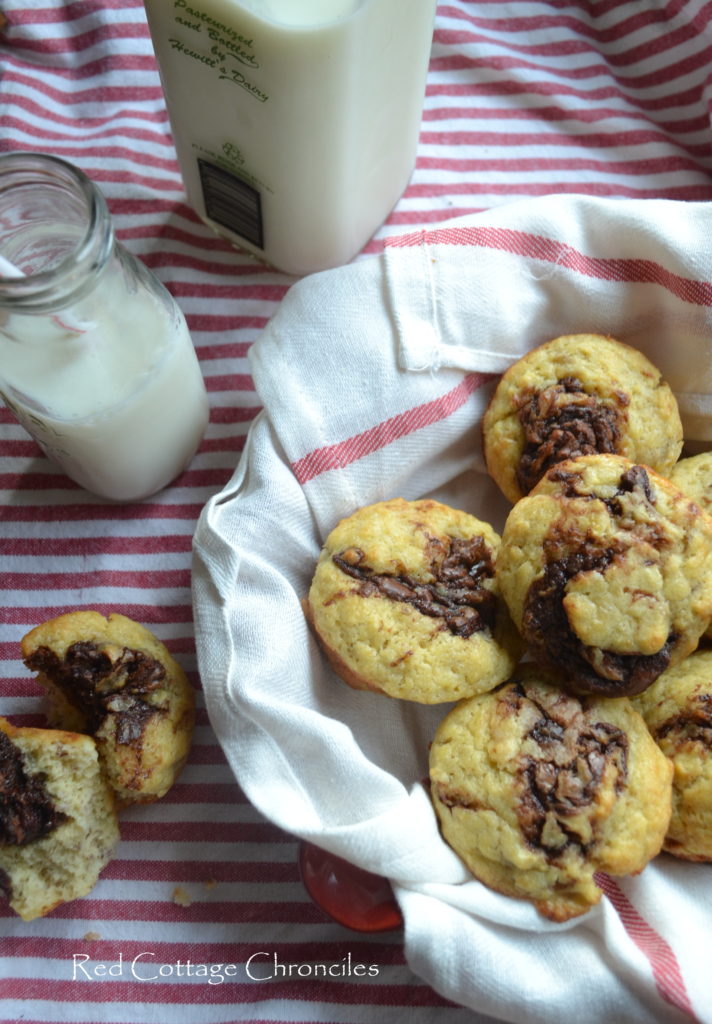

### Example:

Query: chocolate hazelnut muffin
xmin=22 ymin=611 xmax=195 ymax=804
xmin=496 ymin=454 xmax=712 ymax=698
xmin=305 ymin=498 xmax=521 ymax=703
xmin=0 ymin=716 xmax=119 ymax=920
xmin=429 ymin=669 xmax=673 ymax=921
xmin=482 ymin=334 xmax=683 ymax=503
xmin=633 ymin=650 xmax=712 ymax=862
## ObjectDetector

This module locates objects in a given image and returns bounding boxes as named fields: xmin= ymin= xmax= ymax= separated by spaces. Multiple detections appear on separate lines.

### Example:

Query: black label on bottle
xmin=197 ymin=159 xmax=264 ymax=250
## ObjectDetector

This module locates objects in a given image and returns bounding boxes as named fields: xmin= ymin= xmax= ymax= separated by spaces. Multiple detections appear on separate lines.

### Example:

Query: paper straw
xmin=0 ymin=252 xmax=92 ymax=334
xmin=0 ymin=254 xmax=23 ymax=278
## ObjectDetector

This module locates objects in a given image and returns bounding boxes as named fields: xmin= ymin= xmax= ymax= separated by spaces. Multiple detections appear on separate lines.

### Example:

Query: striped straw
xmin=0 ymin=252 xmax=92 ymax=334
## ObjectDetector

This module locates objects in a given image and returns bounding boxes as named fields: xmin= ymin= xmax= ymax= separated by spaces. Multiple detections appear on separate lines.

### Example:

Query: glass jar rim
xmin=0 ymin=151 xmax=114 ymax=311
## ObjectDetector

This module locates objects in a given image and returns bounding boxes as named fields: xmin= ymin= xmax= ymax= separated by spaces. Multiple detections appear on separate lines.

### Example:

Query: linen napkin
xmin=192 ymin=194 xmax=712 ymax=1024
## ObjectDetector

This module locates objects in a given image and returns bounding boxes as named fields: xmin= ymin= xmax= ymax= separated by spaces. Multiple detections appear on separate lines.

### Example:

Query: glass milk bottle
xmin=143 ymin=0 xmax=437 ymax=276
xmin=0 ymin=151 xmax=209 ymax=502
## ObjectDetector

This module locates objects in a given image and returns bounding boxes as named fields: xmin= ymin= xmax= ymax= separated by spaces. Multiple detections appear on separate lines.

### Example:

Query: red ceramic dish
xmin=298 ymin=841 xmax=403 ymax=933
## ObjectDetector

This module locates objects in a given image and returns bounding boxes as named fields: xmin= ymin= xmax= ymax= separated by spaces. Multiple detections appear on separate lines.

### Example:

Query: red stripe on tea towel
xmin=290 ymin=371 xmax=491 ymax=485
xmin=387 ymin=226 xmax=712 ymax=307
xmin=595 ymin=874 xmax=699 ymax=1022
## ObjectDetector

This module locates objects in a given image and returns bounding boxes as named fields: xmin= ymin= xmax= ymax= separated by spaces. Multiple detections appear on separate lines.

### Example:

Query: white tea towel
xmin=192 ymin=194 xmax=712 ymax=1024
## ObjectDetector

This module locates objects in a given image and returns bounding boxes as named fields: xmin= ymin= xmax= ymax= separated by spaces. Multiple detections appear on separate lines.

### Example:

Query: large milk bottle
xmin=143 ymin=0 xmax=437 ymax=276
xmin=0 ymin=151 xmax=210 ymax=502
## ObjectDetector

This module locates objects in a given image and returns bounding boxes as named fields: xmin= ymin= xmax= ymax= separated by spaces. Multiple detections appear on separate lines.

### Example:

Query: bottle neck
xmin=0 ymin=152 xmax=114 ymax=315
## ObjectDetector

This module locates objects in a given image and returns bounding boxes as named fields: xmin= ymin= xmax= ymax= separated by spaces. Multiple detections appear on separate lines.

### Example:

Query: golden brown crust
xmin=303 ymin=597 xmax=387 ymax=695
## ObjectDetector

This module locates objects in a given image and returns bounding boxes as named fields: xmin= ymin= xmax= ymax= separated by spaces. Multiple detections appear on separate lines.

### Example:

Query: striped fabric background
xmin=1 ymin=1 xmax=712 ymax=1022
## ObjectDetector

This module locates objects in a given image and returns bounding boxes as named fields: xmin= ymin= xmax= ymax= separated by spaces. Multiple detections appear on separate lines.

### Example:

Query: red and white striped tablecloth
xmin=2 ymin=2 xmax=712 ymax=1022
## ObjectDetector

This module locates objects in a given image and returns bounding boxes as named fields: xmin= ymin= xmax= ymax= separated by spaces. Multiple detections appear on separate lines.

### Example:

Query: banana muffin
xmin=306 ymin=498 xmax=521 ymax=703
xmin=482 ymin=333 xmax=683 ymax=503
xmin=633 ymin=650 xmax=712 ymax=862
xmin=22 ymin=611 xmax=195 ymax=804
xmin=496 ymin=454 xmax=712 ymax=697
xmin=669 ymin=452 xmax=712 ymax=642
xmin=670 ymin=451 xmax=712 ymax=512
xmin=0 ymin=716 xmax=119 ymax=920
xmin=429 ymin=669 xmax=673 ymax=921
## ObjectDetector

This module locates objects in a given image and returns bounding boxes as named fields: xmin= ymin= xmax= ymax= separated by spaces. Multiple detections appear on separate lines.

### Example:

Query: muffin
xmin=305 ymin=498 xmax=521 ymax=703
xmin=670 ymin=451 xmax=712 ymax=512
xmin=22 ymin=611 xmax=195 ymax=804
xmin=496 ymin=454 xmax=712 ymax=697
xmin=669 ymin=452 xmax=712 ymax=642
xmin=633 ymin=650 xmax=712 ymax=862
xmin=429 ymin=669 xmax=673 ymax=921
xmin=482 ymin=334 xmax=683 ymax=503
xmin=0 ymin=716 xmax=119 ymax=920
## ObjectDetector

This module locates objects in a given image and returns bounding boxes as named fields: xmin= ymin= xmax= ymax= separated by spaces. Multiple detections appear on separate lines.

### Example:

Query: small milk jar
xmin=143 ymin=0 xmax=438 ymax=276
xmin=0 ymin=151 xmax=209 ymax=502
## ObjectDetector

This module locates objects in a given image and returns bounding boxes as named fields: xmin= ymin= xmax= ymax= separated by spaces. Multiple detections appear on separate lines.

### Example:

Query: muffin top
xmin=306 ymin=497 xmax=521 ymax=704
xmin=496 ymin=454 xmax=712 ymax=697
xmin=429 ymin=668 xmax=673 ymax=921
xmin=483 ymin=334 xmax=683 ymax=503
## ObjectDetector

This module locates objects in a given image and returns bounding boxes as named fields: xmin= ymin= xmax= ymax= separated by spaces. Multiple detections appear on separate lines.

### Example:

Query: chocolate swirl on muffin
xmin=332 ymin=534 xmax=497 ymax=639
xmin=483 ymin=333 xmax=683 ymax=504
xmin=21 ymin=611 xmax=195 ymax=805
xmin=515 ymin=375 xmax=624 ymax=496
xmin=513 ymin=687 xmax=629 ymax=857
xmin=24 ymin=641 xmax=167 ymax=749
xmin=429 ymin=670 xmax=672 ymax=921
xmin=0 ymin=729 xmax=67 ymax=846
xmin=306 ymin=498 xmax=521 ymax=704
xmin=0 ymin=716 xmax=119 ymax=921
xmin=497 ymin=454 xmax=712 ymax=698
xmin=521 ymin=544 xmax=677 ymax=698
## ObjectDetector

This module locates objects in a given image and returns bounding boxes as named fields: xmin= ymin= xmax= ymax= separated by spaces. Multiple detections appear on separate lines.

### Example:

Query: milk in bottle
xmin=143 ymin=0 xmax=437 ymax=276
xmin=0 ymin=152 xmax=209 ymax=502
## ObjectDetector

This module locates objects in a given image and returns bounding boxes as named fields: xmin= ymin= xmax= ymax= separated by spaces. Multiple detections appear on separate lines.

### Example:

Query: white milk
xmin=143 ymin=0 xmax=437 ymax=275
xmin=0 ymin=283 xmax=209 ymax=502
